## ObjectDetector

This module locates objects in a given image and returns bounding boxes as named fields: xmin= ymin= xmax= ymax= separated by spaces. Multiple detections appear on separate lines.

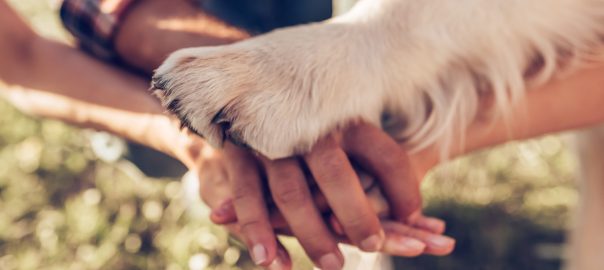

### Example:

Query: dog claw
xmin=211 ymin=108 xmax=230 ymax=125
xmin=226 ymin=129 xmax=250 ymax=149
xmin=151 ymin=74 xmax=169 ymax=91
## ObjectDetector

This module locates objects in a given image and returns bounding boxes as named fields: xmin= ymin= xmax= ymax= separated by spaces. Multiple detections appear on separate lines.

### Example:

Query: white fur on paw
xmin=152 ymin=24 xmax=386 ymax=159
xmin=154 ymin=0 xmax=604 ymax=160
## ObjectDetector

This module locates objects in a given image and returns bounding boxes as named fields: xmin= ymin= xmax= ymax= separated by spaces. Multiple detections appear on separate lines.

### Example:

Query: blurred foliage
xmin=0 ymin=93 xmax=259 ymax=270
xmin=397 ymin=138 xmax=577 ymax=270
xmin=1 ymin=1 xmax=260 ymax=269
xmin=2 ymin=1 xmax=580 ymax=270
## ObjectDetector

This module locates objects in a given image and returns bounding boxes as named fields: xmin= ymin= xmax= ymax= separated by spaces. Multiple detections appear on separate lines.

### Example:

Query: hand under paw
xmin=194 ymin=122 xmax=455 ymax=269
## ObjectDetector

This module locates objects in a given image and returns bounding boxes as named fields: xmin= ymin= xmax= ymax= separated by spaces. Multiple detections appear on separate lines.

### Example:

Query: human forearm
xmin=467 ymin=64 xmax=604 ymax=151
xmin=413 ymin=63 xmax=604 ymax=171
xmin=114 ymin=0 xmax=249 ymax=73
xmin=4 ymin=37 xmax=159 ymax=113
xmin=0 ymin=1 xmax=156 ymax=112
xmin=0 ymin=25 xmax=196 ymax=166
xmin=4 ymin=84 xmax=179 ymax=158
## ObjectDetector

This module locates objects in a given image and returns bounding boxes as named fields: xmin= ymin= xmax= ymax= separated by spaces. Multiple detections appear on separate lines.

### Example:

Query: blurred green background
xmin=0 ymin=1 xmax=579 ymax=269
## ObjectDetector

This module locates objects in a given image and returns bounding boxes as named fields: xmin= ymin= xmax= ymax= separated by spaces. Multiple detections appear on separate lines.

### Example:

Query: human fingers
xmin=343 ymin=122 xmax=422 ymax=223
xmin=210 ymin=199 xmax=290 ymax=229
xmin=412 ymin=214 xmax=447 ymax=234
xmin=334 ymin=220 xmax=454 ymax=256
xmin=304 ymin=135 xmax=385 ymax=252
xmin=223 ymin=143 xmax=278 ymax=267
xmin=329 ymin=216 xmax=445 ymax=257
xmin=267 ymin=241 xmax=293 ymax=270
xmin=222 ymin=222 xmax=293 ymax=270
xmin=382 ymin=221 xmax=456 ymax=256
xmin=263 ymin=157 xmax=345 ymax=270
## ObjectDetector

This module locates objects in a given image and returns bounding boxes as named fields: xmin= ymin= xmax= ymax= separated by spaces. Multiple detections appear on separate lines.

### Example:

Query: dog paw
xmin=152 ymin=24 xmax=386 ymax=159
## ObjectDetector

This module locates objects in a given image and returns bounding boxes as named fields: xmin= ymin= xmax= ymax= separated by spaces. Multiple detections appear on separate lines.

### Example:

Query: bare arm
xmin=414 ymin=63 xmax=604 ymax=174
xmin=2 ymin=0 xmax=604 ymax=213
xmin=0 ymin=1 xmax=200 ymax=166
xmin=104 ymin=0 xmax=604 ymax=166
xmin=113 ymin=0 xmax=249 ymax=73
xmin=471 ymin=65 xmax=604 ymax=148
xmin=2 ymin=1 xmax=604 ymax=265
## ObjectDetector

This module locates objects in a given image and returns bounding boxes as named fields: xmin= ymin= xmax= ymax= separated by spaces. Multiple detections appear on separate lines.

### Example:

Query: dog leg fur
xmin=153 ymin=0 xmax=604 ymax=159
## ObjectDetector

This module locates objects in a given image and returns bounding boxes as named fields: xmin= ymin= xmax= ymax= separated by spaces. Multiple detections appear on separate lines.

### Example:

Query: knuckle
xmin=300 ymin=235 xmax=338 ymax=259
xmin=377 ymin=146 xmax=406 ymax=172
xmin=308 ymin=144 xmax=340 ymax=166
xmin=239 ymin=219 xmax=265 ymax=234
xmin=396 ymin=195 xmax=422 ymax=219
xmin=382 ymin=156 xmax=403 ymax=173
xmin=406 ymin=194 xmax=422 ymax=210
xmin=270 ymin=161 xmax=300 ymax=181
xmin=311 ymin=152 xmax=347 ymax=184
xmin=319 ymin=150 xmax=345 ymax=169
xmin=231 ymin=181 xmax=258 ymax=203
xmin=385 ymin=224 xmax=413 ymax=238
xmin=341 ymin=211 xmax=379 ymax=237
xmin=402 ymin=227 xmax=425 ymax=240
xmin=273 ymin=183 xmax=310 ymax=207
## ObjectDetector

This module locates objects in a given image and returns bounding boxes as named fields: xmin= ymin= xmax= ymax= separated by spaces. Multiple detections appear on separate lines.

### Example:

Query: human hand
xmin=195 ymin=122 xmax=455 ymax=269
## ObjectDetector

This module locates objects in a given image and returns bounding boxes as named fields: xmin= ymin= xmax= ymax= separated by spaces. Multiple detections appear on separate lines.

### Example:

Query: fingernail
xmin=400 ymin=238 xmax=426 ymax=250
xmin=268 ymin=249 xmax=289 ymax=270
xmin=360 ymin=231 xmax=384 ymax=251
xmin=384 ymin=237 xmax=425 ymax=255
xmin=252 ymin=244 xmax=268 ymax=265
xmin=213 ymin=202 xmax=231 ymax=217
xmin=319 ymin=253 xmax=343 ymax=270
xmin=427 ymin=235 xmax=455 ymax=248
xmin=268 ymin=256 xmax=285 ymax=270
xmin=268 ymin=261 xmax=283 ymax=270
xmin=424 ymin=218 xmax=445 ymax=232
